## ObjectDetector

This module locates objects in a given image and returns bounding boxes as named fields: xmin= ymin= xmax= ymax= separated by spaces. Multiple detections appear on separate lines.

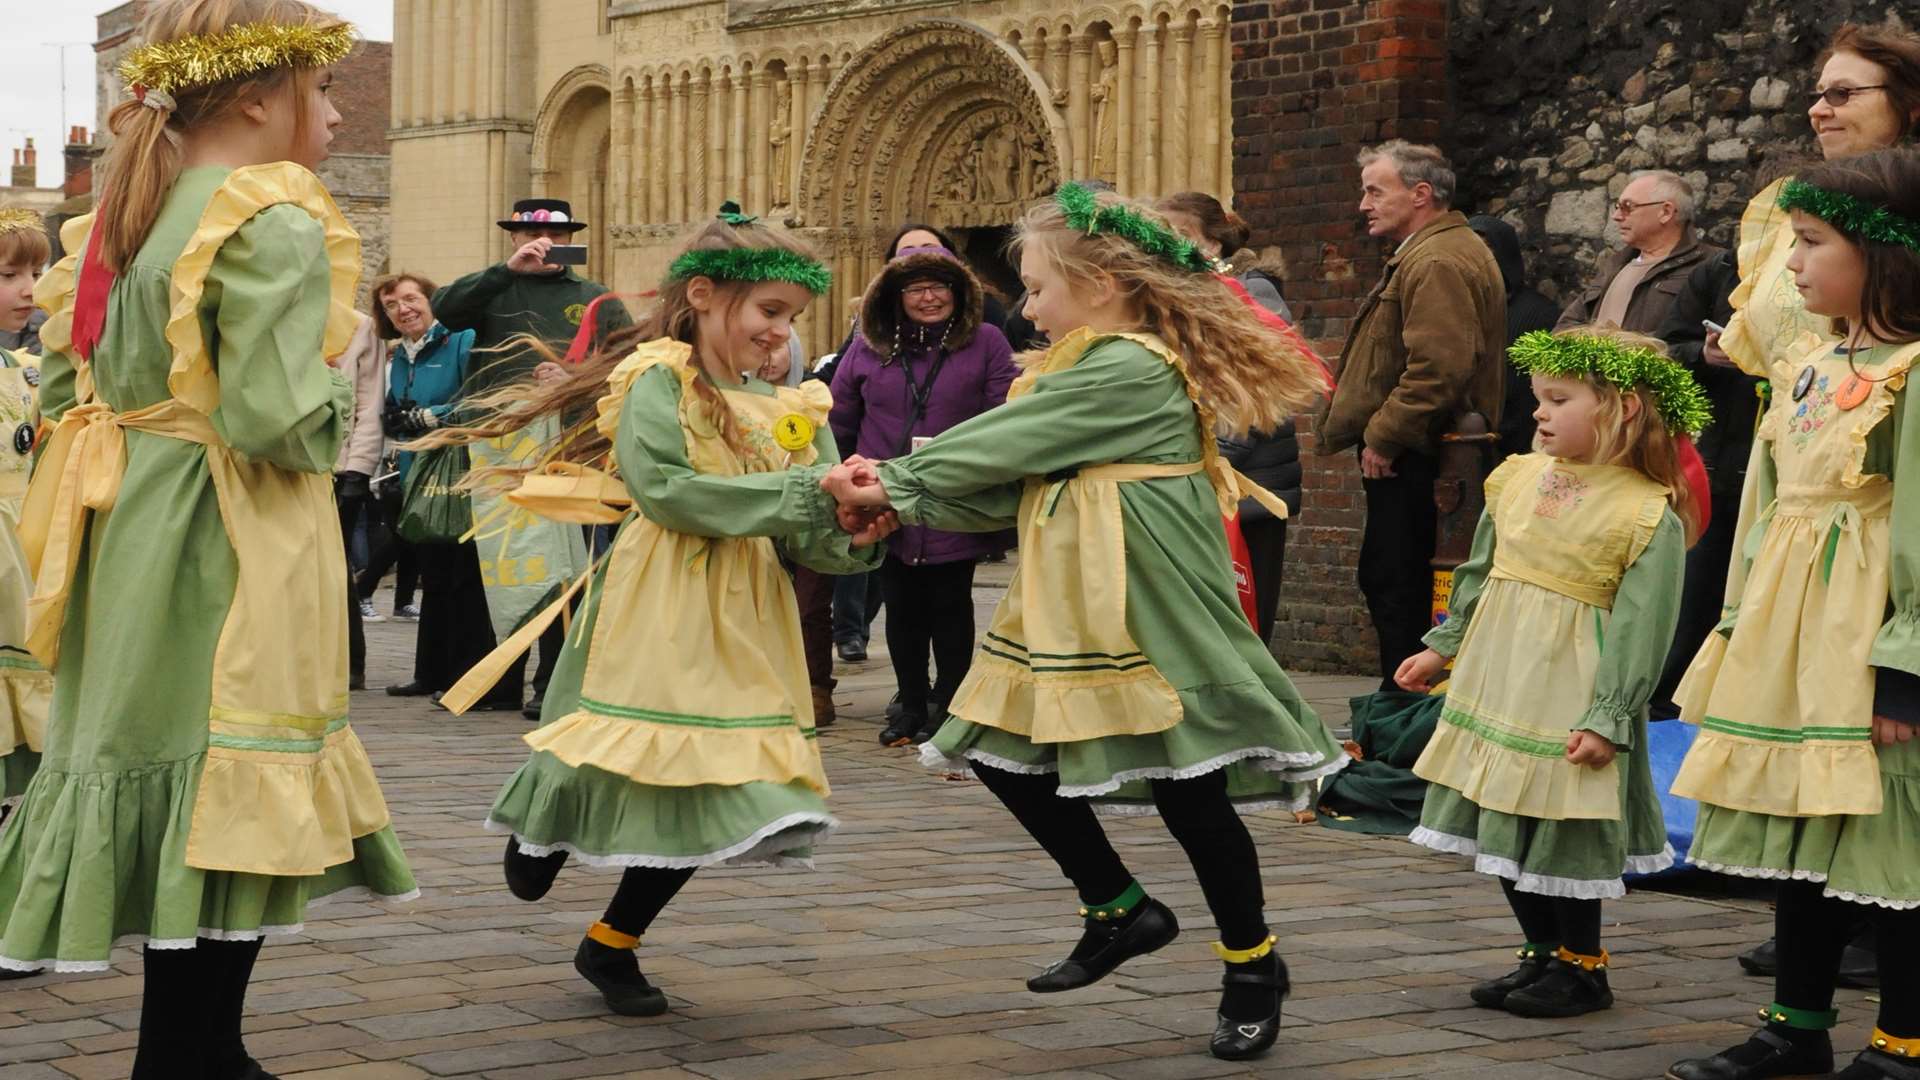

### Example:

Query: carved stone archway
xmin=797 ymin=20 xmax=1069 ymax=236
xmin=531 ymin=65 xmax=612 ymax=280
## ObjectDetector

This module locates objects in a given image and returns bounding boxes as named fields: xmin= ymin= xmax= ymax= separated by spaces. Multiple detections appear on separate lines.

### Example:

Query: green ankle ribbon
xmin=1517 ymin=942 xmax=1554 ymax=960
xmin=1760 ymin=1002 xmax=1840 ymax=1030
xmin=1078 ymin=880 xmax=1146 ymax=921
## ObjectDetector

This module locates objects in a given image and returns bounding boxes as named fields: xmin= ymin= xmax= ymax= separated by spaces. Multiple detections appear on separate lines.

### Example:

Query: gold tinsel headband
xmin=0 ymin=209 xmax=42 ymax=236
xmin=118 ymin=21 xmax=355 ymax=99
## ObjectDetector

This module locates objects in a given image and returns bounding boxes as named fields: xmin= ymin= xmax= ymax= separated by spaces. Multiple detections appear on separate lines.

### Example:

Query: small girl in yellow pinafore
xmin=1665 ymin=147 xmax=1920 ymax=1080
xmin=421 ymin=205 xmax=890 ymax=1019
xmin=1396 ymin=327 xmax=1707 ymax=1020
xmin=0 ymin=209 xmax=50 ymax=813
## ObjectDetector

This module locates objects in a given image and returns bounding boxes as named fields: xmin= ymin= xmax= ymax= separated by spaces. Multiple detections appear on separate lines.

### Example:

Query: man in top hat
xmin=425 ymin=199 xmax=630 ymax=719
xmin=433 ymin=198 xmax=632 ymax=394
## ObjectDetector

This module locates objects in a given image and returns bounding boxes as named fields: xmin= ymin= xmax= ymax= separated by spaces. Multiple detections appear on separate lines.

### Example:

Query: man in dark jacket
xmin=1650 ymin=249 xmax=1762 ymax=718
xmin=1556 ymin=171 xmax=1721 ymax=336
xmin=1321 ymin=141 xmax=1506 ymax=687
xmin=1468 ymin=216 xmax=1561 ymax=456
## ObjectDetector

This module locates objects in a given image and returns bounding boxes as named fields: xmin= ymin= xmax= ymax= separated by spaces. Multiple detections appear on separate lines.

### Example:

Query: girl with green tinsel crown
xmin=1396 ymin=325 xmax=1708 ymax=1020
xmin=0 ymin=2 xmax=420 ymax=1076
xmin=417 ymin=205 xmax=891 ymax=1018
xmin=1665 ymin=147 xmax=1920 ymax=1080
xmin=817 ymin=184 xmax=1345 ymax=1063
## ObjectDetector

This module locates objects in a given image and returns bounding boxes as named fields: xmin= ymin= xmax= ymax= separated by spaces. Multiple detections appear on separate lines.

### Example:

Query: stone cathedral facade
xmin=389 ymin=0 xmax=1235 ymax=357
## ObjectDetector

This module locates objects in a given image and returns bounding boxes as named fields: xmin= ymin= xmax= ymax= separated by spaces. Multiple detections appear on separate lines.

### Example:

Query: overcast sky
xmin=0 ymin=1 xmax=395 ymax=189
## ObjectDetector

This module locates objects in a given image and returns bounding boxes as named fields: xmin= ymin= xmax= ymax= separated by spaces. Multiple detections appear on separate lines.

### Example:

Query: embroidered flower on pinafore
xmin=1533 ymin=467 xmax=1588 ymax=519
xmin=1789 ymin=373 xmax=1835 ymax=449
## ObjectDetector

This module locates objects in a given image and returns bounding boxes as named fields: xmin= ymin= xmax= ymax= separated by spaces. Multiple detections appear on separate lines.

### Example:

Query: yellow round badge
xmin=774 ymin=413 xmax=816 ymax=452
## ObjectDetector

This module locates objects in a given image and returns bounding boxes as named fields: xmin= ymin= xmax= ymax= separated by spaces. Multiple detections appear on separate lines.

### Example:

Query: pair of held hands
xmin=1397 ymin=646 xmax=1920 ymax=760
xmin=821 ymin=455 xmax=899 ymax=548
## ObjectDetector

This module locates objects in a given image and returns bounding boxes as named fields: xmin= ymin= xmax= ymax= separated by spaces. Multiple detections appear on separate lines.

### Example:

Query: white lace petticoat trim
xmin=483 ymin=811 xmax=836 ymax=870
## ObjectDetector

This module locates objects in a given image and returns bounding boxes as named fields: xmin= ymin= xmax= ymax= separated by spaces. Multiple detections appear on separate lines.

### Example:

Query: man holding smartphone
xmin=433 ymin=198 xmax=632 ymax=394
xmin=429 ymin=198 xmax=633 ymax=719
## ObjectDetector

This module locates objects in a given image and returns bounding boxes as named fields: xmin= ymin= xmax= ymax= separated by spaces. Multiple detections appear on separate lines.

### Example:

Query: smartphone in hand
xmin=548 ymin=244 xmax=588 ymax=266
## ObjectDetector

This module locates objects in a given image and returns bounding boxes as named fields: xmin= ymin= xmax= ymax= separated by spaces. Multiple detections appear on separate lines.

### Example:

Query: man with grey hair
xmin=1320 ymin=139 xmax=1506 ymax=687
xmin=1556 ymin=170 xmax=1722 ymax=333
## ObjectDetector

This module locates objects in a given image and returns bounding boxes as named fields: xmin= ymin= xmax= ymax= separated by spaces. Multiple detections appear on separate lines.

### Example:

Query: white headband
xmin=135 ymin=86 xmax=177 ymax=113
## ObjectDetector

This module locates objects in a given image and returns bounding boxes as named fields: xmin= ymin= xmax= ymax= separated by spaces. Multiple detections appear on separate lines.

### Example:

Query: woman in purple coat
xmin=831 ymin=245 xmax=1019 ymax=745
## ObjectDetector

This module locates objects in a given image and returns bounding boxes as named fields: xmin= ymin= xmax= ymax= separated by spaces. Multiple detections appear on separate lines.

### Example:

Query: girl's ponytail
xmin=94 ymin=97 xmax=186 ymax=273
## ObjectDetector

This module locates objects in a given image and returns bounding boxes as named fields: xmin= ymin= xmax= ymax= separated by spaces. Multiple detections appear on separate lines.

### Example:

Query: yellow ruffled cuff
xmin=185 ymin=722 xmax=395 ymax=875
xmin=1840 ymin=342 xmax=1920 ymax=491
xmin=164 ymin=163 xmax=360 ymax=414
xmin=945 ymin=650 xmax=1183 ymax=744
xmin=1413 ymin=709 xmax=1622 ymax=821
xmin=524 ymin=707 xmax=830 ymax=797
xmin=1669 ymin=727 xmax=1883 ymax=817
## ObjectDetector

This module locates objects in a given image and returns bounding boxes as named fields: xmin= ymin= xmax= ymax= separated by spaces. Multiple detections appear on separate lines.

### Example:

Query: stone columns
xmin=1141 ymin=20 xmax=1161 ymax=195
xmin=653 ymin=76 xmax=672 ymax=221
xmin=1115 ymin=26 xmax=1136 ymax=196
xmin=729 ymin=68 xmax=749 ymax=203
xmin=1170 ymin=22 xmax=1194 ymax=193
xmin=1202 ymin=16 xmax=1227 ymax=197
xmin=1068 ymin=30 xmax=1093 ymax=179
xmin=669 ymin=73 xmax=688 ymax=223
xmin=709 ymin=70 xmax=728 ymax=210
xmin=749 ymin=68 xmax=773 ymax=212
xmin=691 ymin=70 xmax=711 ymax=216
xmin=612 ymin=80 xmax=635 ymax=226
xmin=788 ymin=62 xmax=810 ymax=209
xmin=635 ymin=76 xmax=655 ymax=221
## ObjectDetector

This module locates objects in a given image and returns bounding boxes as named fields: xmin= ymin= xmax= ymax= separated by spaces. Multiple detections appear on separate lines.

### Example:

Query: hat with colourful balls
xmin=497 ymin=198 xmax=588 ymax=233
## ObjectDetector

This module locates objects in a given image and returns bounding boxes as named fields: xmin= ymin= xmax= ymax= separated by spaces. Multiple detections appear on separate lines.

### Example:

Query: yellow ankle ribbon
xmin=1872 ymin=1028 xmax=1920 ymax=1059
xmin=1211 ymin=935 xmax=1276 ymax=964
xmin=1554 ymin=945 xmax=1608 ymax=971
xmin=586 ymin=921 xmax=641 ymax=950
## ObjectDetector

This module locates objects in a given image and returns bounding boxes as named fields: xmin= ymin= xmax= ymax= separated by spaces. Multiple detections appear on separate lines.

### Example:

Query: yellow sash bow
xmin=19 ymin=399 xmax=217 ymax=667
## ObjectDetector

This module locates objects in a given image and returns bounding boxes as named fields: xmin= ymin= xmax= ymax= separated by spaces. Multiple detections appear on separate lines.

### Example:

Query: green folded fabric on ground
xmin=1317 ymin=690 xmax=1443 ymax=835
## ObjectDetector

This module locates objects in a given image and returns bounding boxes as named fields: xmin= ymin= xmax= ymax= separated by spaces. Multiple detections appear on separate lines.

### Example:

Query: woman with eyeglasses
xmin=829 ymin=243 xmax=1020 ymax=746
xmin=1663 ymin=21 xmax=1920 ymax=1080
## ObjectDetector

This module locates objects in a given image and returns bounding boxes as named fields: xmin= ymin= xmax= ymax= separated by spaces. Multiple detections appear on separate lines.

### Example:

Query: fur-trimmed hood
xmin=858 ymin=245 xmax=985 ymax=361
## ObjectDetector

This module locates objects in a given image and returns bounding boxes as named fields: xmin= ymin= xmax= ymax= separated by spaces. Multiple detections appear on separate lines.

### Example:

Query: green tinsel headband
xmin=666 ymin=202 xmax=832 ymax=295
xmin=1509 ymin=330 xmax=1713 ymax=436
xmin=1054 ymin=183 xmax=1226 ymax=274
xmin=1777 ymin=179 xmax=1920 ymax=252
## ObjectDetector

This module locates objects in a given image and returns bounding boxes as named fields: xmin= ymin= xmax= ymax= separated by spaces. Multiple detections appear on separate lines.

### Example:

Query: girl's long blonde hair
xmin=94 ymin=0 xmax=340 ymax=273
xmin=1545 ymin=326 xmax=1704 ymax=546
xmin=1016 ymin=190 xmax=1326 ymax=436
xmin=422 ymin=215 xmax=825 ymax=476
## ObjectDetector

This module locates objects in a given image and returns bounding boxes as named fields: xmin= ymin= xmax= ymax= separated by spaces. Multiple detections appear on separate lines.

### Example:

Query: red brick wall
xmin=328 ymin=41 xmax=391 ymax=156
xmin=1231 ymin=0 xmax=1450 ymax=674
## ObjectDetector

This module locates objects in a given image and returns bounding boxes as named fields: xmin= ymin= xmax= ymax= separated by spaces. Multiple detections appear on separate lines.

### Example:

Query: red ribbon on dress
xmin=562 ymin=291 xmax=655 ymax=364
xmin=71 ymin=229 xmax=116 ymax=362
xmin=1675 ymin=433 xmax=1712 ymax=544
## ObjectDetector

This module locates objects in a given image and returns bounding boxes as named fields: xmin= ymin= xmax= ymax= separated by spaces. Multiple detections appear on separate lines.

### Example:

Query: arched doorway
xmin=533 ymin=68 xmax=613 ymax=283
xmin=796 ymin=21 xmax=1067 ymax=357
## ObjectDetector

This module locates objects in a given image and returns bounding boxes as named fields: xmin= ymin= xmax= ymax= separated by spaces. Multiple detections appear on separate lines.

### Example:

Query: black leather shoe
xmin=386 ymin=681 xmax=435 ymax=697
xmin=1027 ymin=898 xmax=1179 ymax=993
xmin=880 ymin=712 xmax=923 ymax=747
xmin=1210 ymin=952 xmax=1288 ymax=1061
xmin=1665 ymin=1029 xmax=1835 ymax=1080
xmin=1470 ymin=947 xmax=1554 ymax=1008
xmin=1503 ymin=958 xmax=1613 ymax=1018
xmin=913 ymin=705 xmax=950 ymax=744
xmin=1837 ymin=1048 xmax=1920 ymax=1079
xmin=523 ymin=692 xmax=545 ymax=721
xmin=503 ymin=836 xmax=568 ymax=901
xmin=836 ymin=640 xmax=867 ymax=662
xmin=468 ymin=695 xmax=524 ymax=712
xmin=1737 ymin=937 xmax=1777 ymax=977
xmin=1740 ymin=936 xmax=1878 ymax=989
xmin=574 ymin=937 xmax=669 ymax=1016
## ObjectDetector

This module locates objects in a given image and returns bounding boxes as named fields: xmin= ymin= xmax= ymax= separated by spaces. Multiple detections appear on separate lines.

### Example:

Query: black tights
xmin=973 ymin=764 xmax=1269 ymax=949
xmin=132 ymin=937 xmax=263 ymax=1080
xmin=1775 ymin=879 xmax=1920 ymax=1038
xmin=601 ymin=866 xmax=697 ymax=939
xmin=1500 ymin=878 xmax=1603 ymax=956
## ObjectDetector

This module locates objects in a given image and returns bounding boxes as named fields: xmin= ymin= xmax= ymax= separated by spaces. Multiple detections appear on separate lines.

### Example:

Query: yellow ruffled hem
xmin=524 ymin=708 xmax=830 ymax=797
xmin=0 ymin=664 xmax=49 ymax=756
xmin=1669 ymin=727 xmax=1883 ymax=817
xmin=185 ymin=722 xmax=395 ymax=876
xmin=1413 ymin=711 xmax=1622 ymax=821
xmin=163 ymin=163 xmax=360 ymax=415
xmin=946 ymin=650 xmax=1183 ymax=744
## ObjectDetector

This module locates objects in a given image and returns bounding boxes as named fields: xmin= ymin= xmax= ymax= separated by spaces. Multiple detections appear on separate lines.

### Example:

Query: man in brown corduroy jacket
xmin=1319 ymin=140 xmax=1506 ymax=687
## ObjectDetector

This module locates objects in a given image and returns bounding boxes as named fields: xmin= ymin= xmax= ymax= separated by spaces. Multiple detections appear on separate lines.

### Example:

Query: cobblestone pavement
xmin=0 ymin=566 xmax=1877 ymax=1079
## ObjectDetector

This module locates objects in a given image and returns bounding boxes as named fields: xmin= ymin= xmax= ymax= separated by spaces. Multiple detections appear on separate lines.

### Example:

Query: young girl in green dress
xmin=1665 ymin=147 xmax=1920 ymax=1080
xmin=424 ymin=206 xmax=891 ymax=1018
xmin=0 ymin=4 xmax=419 ymax=1076
xmin=1395 ymin=327 xmax=1706 ymax=1019
xmin=819 ymin=185 xmax=1344 ymax=1062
